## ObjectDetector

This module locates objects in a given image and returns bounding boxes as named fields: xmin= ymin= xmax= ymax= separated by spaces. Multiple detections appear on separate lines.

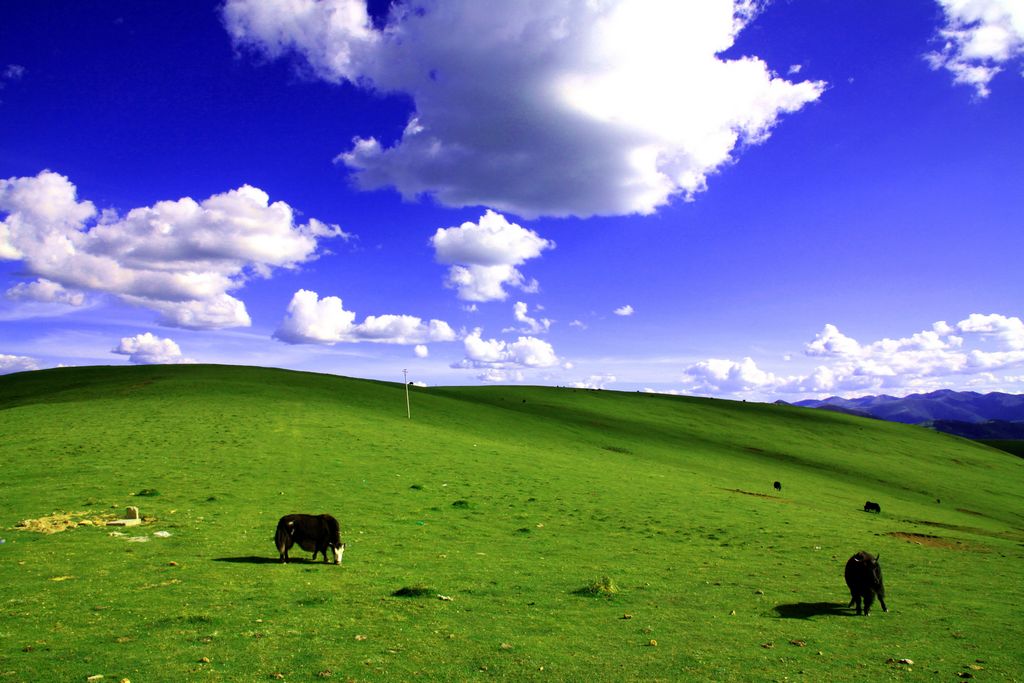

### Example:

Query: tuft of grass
xmin=451 ymin=499 xmax=470 ymax=509
xmin=409 ymin=483 xmax=423 ymax=490
xmin=134 ymin=488 xmax=160 ymax=497
xmin=602 ymin=445 xmax=633 ymax=454
xmin=574 ymin=576 xmax=619 ymax=596
xmin=391 ymin=585 xmax=435 ymax=598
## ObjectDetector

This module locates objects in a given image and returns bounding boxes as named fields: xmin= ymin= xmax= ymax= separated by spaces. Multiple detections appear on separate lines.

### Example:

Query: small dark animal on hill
xmin=275 ymin=514 xmax=345 ymax=564
xmin=773 ymin=481 xmax=782 ymax=492
xmin=863 ymin=501 xmax=881 ymax=513
xmin=844 ymin=551 xmax=888 ymax=615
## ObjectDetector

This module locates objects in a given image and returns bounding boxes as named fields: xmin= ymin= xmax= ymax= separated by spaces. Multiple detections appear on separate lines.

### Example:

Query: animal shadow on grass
xmin=774 ymin=602 xmax=853 ymax=619
xmin=214 ymin=556 xmax=322 ymax=565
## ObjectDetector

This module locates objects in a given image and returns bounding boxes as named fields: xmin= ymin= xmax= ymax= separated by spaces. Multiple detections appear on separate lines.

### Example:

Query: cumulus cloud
xmin=6 ymin=279 xmax=86 ymax=306
xmin=572 ymin=373 xmax=616 ymax=390
xmin=926 ymin=0 xmax=1024 ymax=97
xmin=414 ymin=344 xmax=429 ymax=358
xmin=681 ymin=313 xmax=1024 ymax=398
xmin=614 ymin=304 xmax=634 ymax=317
xmin=0 ymin=171 xmax=347 ymax=329
xmin=275 ymin=288 xmax=457 ymax=345
xmin=477 ymin=368 xmax=525 ymax=383
xmin=431 ymin=210 xmax=553 ymax=301
xmin=0 ymin=353 xmax=38 ymax=374
xmin=225 ymin=0 xmax=825 ymax=218
xmin=453 ymin=327 xmax=560 ymax=370
xmin=510 ymin=301 xmax=551 ymax=334
xmin=112 ymin=332 xmax=195 ymax=365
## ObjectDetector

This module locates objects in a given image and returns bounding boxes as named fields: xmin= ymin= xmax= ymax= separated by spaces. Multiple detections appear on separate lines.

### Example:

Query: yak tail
xmin=274 ymin=520 xmax=291 ymax=556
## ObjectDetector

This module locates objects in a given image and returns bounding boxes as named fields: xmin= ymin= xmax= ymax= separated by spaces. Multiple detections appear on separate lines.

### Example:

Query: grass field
xmin=1 ymin=364 xmax=1022 ymax=681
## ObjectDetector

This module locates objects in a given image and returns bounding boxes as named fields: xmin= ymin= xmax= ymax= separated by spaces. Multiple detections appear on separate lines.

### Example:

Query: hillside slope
xmin=2 ymin=365 xmax=1022 ymax=681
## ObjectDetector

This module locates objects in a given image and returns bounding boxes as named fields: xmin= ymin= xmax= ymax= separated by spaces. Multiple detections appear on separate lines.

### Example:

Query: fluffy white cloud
xmin=431 ymin=210 xmax=553 ymax=301
xmin=681 ymin=313 xmax=1024 ymax=398
xmin=572 ymin=373 xmax=616 ymax=390
xmin=414 ymin=344 xmax=429 ymax=358
xmin=0 ymin=353 xmax=38 ymax=374
xmin=511 ymin=301 xmax=551 ymax=334
xmin=477 ymin=368 xmax=525 ymax=383
xmin=927 ymin=0 xmax=1024 ymax=97
xmin=614 ymin=304 xmax=634 ymax=317
xmin=0 ymin=171 xmax=347 ymax=329
xmin=112 ymin=332 xmax=195 ymax=365
xmin=275 ymin=289 xmax=457 ymax=345
xmin=6 ymin=279 xmax=86 ymax=306
xmin=225 ymin=0 xmax=825 ymax=218
xmin=683 ymin=357 xmax=779 ymax=394
xmin=454 ymin=328 xmax=560 ymax=370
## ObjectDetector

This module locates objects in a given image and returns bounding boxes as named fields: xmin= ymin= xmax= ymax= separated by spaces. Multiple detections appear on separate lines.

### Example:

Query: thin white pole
xmin=403 ymin=369 xmax=411 ymax=419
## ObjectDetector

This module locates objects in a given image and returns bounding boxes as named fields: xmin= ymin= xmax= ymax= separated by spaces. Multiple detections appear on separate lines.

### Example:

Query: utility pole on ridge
xmin=403 ymin=368 xmax=411 ymax=419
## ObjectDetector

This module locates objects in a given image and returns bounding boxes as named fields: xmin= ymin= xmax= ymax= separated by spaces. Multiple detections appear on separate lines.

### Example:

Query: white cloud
xmin=6 ymin=279 xmax=86 ymax=306
xmin=1 ymin=64 xmax=25 ymax=88
xmin=956 ymin=312 xmax=1024 ymax=349
xmin=414 ymin=344 xmax=429 ymax=358
xmin=683 ymin=357 xmax=779 ymax=394
xmin=112 ymin=332 xmax=195 ymax=365
xmin=512 ymin=301 xmax=552 ymax=334
xmin=0 ymin=171 xmax=347 ymax=329
xmin=275 ymin=288 xmax=457 ymax=345
xmin=225 ymin=0 xmax=825 ymax=218
xmin=569 ymin=319 xmax=587 ymax=330
xmin=431 ymin=210 xmax=553 ymax=301
xmin=477 ymin=368 xmax=525 ymax=383
xmin=454 ymin=327 xmax=560 ymax=370
xmin=681 ymin=313 xmax=1024 ymax=398
xmin=0 ymin=353 xmax=38 ymax=374
xmin=572 ymin=373 xmax=616 ymax=390
xmin=614 ymin=304 xmax=634 ymax=317
xmin=927 ymin=0 xmax=1024 ymax=97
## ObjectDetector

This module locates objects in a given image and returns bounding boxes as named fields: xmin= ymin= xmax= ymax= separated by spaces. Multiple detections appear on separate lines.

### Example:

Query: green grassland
xmin=1 ymin=364 xmax=1022 ymax=681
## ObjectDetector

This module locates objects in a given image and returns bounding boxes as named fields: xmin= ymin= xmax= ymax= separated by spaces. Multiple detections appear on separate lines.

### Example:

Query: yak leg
xmin=877 ymin=596 xmax=887 ymax=613
xmin=852 ymin=595 xmax=863 ymax=615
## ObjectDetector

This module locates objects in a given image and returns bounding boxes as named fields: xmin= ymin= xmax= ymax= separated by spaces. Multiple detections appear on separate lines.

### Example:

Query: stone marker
xmin=126 ymin=506 xmax=140 ymax=520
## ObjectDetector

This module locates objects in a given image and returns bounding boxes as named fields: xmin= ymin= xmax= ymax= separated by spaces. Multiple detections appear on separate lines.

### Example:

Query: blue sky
xmin=1 ymin=0 xmax=1022 ymax=400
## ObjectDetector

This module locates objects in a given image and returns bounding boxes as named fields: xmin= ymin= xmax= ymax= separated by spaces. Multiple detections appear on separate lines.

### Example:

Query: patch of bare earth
xmin=14 ymin=511 xmax=117 ymax=533
xmin=888 ymin=531 xmax=986 ymax=551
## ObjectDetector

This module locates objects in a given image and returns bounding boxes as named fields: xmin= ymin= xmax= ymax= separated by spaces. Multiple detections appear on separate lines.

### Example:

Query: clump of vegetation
xmin=603 ymin=445 xmax=633 ymax=454
xmin=574 ymin=576 xmax=619 ymax=597
xmin=409 ymin=484 xmax=423 ymax=490
xmin=451 ymin=499 xmax=470 ymax=509
xmin=134 ymin=488 xmax=160 ymax=497
xmin=392 ymin=585 xmax=435 ymax=598
xmin=516 ymin=527 xmax=531 ymax=534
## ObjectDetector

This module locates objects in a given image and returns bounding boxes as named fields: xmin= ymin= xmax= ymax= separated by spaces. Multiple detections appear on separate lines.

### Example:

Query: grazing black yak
xmin=275 ymin=513 xmax=344 ymax=564
xmin=863 ymin=501 xmax=881 ymax=513
xmin=845 ymin=551 xmax=888 ymax=616
xmin=773 ymin=481 xmax=782 ymax=492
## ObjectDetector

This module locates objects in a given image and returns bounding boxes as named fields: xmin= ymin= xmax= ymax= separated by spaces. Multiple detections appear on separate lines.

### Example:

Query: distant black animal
xmin=863 ymin=501 xmax=881 ymax=513
xmin=844 ymin=551 xmax=888 ymax=615
xmin=275 ymin=514 xmax=345 ymax=564
xmin=773 ymin=481 xmax=782 ymax=492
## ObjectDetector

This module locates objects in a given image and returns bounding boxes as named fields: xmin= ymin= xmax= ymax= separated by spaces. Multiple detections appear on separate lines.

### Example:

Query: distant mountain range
xmin=780 ymin=390 xmax=1024 ymax=441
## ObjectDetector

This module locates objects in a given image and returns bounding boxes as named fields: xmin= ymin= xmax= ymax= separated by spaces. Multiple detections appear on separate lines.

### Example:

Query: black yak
xmin=773 ymin=481 xmax=782 ymax=492
xmin=275 ymin=513 xmax=344 ymax=564
xmin=845 ymin=551 xmax=888 ymax=616
xmin=863 ymin=501 xmax=881 ymax=513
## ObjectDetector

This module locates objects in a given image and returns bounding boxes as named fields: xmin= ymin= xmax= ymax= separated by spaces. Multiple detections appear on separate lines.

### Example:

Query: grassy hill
xmin=1 ymin=364 xmax=1022 ymax=681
